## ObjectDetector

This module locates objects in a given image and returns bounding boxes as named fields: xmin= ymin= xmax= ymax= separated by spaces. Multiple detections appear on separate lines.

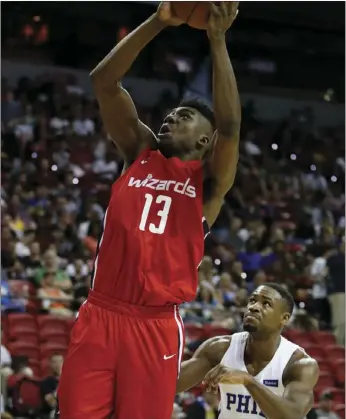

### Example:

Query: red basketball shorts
xmin=57 ymin=291 xmax=185 ymax=419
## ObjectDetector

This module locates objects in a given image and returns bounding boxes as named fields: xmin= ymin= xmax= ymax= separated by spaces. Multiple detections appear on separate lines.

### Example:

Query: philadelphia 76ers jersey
xmin=89 ymin=147 xmax=209 ymax=306
xmin=218 ymin=332 xmax=301 ymax=419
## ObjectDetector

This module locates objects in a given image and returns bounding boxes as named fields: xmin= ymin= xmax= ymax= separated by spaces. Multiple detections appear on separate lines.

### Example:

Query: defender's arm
xmin=245 ymin=356 xmax=319 ymax=419
xmin=177 ymin=337 xmax=230 ymax=394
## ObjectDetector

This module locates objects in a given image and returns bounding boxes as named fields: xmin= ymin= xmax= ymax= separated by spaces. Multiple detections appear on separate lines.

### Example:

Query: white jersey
xmin=218 ymin=332 xmax=300 ymax=419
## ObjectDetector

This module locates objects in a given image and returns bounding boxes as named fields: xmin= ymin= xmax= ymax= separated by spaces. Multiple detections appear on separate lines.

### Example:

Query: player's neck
xmin=246 ymin=333 xmax=281 ymax=362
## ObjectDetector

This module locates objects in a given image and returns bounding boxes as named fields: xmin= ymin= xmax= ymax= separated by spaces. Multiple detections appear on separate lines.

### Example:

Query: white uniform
xmin=218 ymin=332 xmax=300 ymax=419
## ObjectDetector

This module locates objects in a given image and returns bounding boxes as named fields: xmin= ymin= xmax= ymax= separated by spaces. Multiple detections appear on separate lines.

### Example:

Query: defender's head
xmin=243 ymin=283 xmax=294 ymax=335
xmin=157 ymin=98 xmax=215 ymax=159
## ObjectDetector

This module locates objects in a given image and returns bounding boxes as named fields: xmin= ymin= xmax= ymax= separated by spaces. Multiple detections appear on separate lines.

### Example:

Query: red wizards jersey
xmin=90 ymin=148 xmax=209 ymax=306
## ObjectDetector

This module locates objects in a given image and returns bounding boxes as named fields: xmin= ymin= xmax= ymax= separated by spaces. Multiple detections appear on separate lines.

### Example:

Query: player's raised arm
xmin=90 ymin=2 xmax=183 ymax=163
xmin=204 ymin=2 xmax=241 ymax=226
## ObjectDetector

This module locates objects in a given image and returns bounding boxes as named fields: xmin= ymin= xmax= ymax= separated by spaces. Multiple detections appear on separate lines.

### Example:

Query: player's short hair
xmin=260 ymin=282 xmax=295 ymax=315
xmin=179 ymin=97 xmax=215 ymax=130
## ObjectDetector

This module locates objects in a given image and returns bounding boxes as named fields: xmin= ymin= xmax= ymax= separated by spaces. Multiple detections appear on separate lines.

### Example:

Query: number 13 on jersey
xmin=139 ymin=193 xmax=172 ymax=235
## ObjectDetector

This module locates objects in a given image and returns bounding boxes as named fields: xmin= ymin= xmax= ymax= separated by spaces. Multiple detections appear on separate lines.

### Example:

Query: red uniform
xmin=57 ymin=148 xmax=208 ymax=419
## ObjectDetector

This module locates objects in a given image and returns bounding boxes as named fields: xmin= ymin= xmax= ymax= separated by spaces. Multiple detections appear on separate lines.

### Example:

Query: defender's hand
xmin=203 ymin=364 xmax=250 ymax=392
xmin=156 ymin=2 xmax=184 ymax=26
xmin=207 ymin=1 xmax=239 ymax=40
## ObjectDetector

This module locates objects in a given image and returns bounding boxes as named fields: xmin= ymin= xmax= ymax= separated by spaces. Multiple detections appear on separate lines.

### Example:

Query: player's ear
xmin=281 ymin=312 xmax=290 ymax=328
xmin=196 ymin=135 xmax=210 ymax=150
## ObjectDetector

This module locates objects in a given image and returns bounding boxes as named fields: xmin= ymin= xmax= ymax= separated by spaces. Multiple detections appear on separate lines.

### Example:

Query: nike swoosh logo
xmin=163 ymin=354 xmax=176 ymax=360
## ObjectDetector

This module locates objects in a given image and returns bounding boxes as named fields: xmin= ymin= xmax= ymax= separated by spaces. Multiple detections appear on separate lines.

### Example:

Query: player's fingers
xmin=203 ymin=365 xmax=221 ymax=385
xmin=207 ymin=367 xmax=224 ymax=387
xmin=228 ymin=1 xmax=238 ymax=21
xmin=219 ymin=1 xmax=228 ymax=17
xmin=209 ymin=2 xmax=221 ymax=17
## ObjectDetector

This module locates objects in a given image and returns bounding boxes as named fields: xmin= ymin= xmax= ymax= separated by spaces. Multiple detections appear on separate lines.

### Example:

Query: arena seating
xmin=3 ymin=313 xmax=344 ymax=393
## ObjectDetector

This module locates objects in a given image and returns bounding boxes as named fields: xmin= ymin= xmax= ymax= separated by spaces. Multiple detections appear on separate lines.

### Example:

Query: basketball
xmin=172 ymin=2 xmax=211 ymax=30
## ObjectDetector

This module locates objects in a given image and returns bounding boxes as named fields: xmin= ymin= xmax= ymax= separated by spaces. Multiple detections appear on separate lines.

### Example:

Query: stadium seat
xmin=316 ymin=372 xmax=336 ymax=389
xmin=7 ymin=341 xmax=40 ymax=360
xmin=185 ymin=324 xmax=205 ymax=341
xmin=39 ymin=330 xmax=69 ymax=346
xmin=303 ymin=344 xmax=326 ymax=359
xmin=204 ymin=325 xmax=231 ymax=338
xmin=7 ymin=313 xmax=36 ymax=330
xmin=335 ymin=404 xmax=345 ymax=419
xmin=285 ymin=329 xmax=308 ymax=343
xmin=40 ymin=342 xmax=67 ymax=359
xmin=11 ymin=331 xmax=39 ymax=346
xmin=37 ymin=315 xmax=67 ymax=334
xmin=8 ymin=324 xmax=38 ymax=340
xmin=310 ymin=331 xmax=336 ymax=346
xmin=65 ymin=318 xmax=76 ymax=335
xmin=329 ymin=358 xmax=345 ymax=374
xmin=315 ymin=358 xmax=332 ymax=374
xmin=325 ymin=345 xmax=345 ymax=360
xmin=11 ymin=377 xmax=43 ymax=416
xmin=335 ymin=365 xmax=345 ymax=386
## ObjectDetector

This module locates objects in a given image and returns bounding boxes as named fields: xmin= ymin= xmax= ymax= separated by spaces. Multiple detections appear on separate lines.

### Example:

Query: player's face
xmin=243 ymin=286 xmax=290 ymax=334
xmin=158 ymin=107 xmax=213 ymax=158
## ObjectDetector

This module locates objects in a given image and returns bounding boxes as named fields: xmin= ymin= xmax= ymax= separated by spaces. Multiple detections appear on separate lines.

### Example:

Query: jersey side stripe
xmin=174 ymin=305 xmax=184 ymax=377
xmin=90 ymin=207 xmax=109 ymax=289
xmin=202 ymin=216 xmax=210 ymax=240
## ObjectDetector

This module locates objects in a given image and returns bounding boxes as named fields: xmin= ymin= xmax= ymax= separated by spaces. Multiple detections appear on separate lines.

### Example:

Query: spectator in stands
xmin=326 ymin=238 xmax=345 ymax=345
xmin=0 ymin=331 xmax=12 ymax=378
xmin=309 ymin=248 xmax=331 ymax=327
xmin=1 ymin=270 xmax=27 ymax=313
xmin=40 ymin=354 xmax=63 ymax=418
xmin=237 ymin=237 xmax=263 ymax=280
xmin=38 ymin=273 xmax=73 ymax=318
xmin=34 ymin=250 xmax=72 ymax=292
xmin=185 ymin=388 xmax=219 ymax=419
xmin=216 ymin=272 xmax=238 ymax=308
xmin=315 ymin=391 xmax=341 ymax=419
xmin=7 ymin=356 xmax=34 ymax=393
xmin=172 ymin=402 xmax=186 ymax=419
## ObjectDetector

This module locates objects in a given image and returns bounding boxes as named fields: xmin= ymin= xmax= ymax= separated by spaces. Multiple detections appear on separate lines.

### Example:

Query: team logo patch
xmin=263 ymin=379 xmax=279 ymax=387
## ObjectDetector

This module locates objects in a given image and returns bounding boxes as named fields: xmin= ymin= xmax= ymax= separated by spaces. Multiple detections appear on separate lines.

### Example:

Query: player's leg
xmin=57 ymin=302 xmax=117 ymax=419
xmin=114 ymin=307 xmax=184 ymax=419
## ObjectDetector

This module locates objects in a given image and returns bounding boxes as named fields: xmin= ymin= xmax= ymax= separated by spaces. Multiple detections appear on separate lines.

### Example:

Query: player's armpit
xmin=92 ymin=84 xmax=156 ymax=164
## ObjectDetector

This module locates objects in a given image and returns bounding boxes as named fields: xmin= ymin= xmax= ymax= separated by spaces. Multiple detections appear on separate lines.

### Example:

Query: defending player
xmin=177 ymin=283 xmax=320 ymax=419
xmin=57 ymin=2 xmax=241 ymax=419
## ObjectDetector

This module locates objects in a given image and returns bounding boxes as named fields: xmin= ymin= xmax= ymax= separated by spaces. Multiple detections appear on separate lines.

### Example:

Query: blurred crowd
xmin=1 ymin=71 xmax=345 ymax=419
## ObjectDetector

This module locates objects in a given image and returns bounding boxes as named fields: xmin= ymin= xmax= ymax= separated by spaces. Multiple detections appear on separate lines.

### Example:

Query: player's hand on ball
xmin=207 ymin=1 xmax=239 ymax=40
xmin=203 ymin=364 xmax=249 ymax=392
xmin=156 ymin=2 xmax=184 ymax=26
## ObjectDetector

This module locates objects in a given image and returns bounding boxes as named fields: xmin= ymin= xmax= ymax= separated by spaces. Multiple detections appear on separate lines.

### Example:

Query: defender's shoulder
xmin=290 ymin=347 xmax=319 ymax=366
xmin=283 ymin=348 xmax=320 ymax=385
xmin=204 ymin=335 xmax=232 ymax=366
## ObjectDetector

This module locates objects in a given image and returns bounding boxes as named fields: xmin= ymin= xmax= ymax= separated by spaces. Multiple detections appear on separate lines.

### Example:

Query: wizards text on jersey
xmin=128 ymin=174 xmax=196 ymax=198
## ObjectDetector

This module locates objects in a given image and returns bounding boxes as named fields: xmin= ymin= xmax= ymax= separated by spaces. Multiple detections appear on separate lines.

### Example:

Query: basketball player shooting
xmin=177 ymin=284 xmax=320 ymax=419
xmin=57 ymin=2 xmax=241 ymax=419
